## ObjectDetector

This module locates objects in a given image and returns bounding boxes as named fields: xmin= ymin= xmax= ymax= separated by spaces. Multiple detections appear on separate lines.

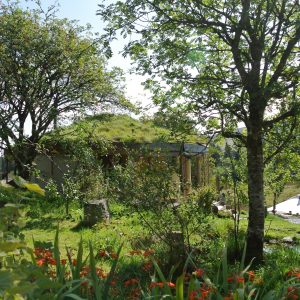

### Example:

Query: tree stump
xmin=83 ymin=199 xmax=110 ymax=227
xmin=168 ymin=231 xmax=185 ymax=274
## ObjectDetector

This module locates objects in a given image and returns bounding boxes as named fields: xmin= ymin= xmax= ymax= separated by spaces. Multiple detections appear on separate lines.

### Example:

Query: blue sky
xmin=19 ymin=0 xmax=151 ymax=109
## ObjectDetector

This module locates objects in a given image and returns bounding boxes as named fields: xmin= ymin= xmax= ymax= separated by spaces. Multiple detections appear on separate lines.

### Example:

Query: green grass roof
xmin=42 ymin=114 xmax=202 ymax=147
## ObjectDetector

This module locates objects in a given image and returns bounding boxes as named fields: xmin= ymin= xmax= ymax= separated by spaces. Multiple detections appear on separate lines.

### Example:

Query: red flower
xmin=142 ymin=261 xmax=152 ymax=272
xmin=194 ymin=268 xmax=204 ymax=278
xmin=110 ymin=252 xmax=118 ymax=259
xmin=98 ymin=250 xmax=107 ymax=257
xmin=166 ymin=282 xmax=176 ymax=288
xmin=236 ymin=276 xmax=244 ymax=283
xmin=189 ymin=290 xmax=198 ymax=300
xmin=72 ymin=259 xmax=77 ymax=266
xmin=149 ymin=282 xmax=164 ymax=289
xmin=143 ymin=249 xmax=155 ymax=257
xmin=247 ymin=271 xmax=255 ymax=282
xmin=48 ymin=258 xmax=56 ymax=266
xmin=61 ymin=259 xmax=67 ymax=265
xmin=36 ymin=258 xmax=46 ymax=266
xmin=124 ymin=278 xmax=139 ymax=287
xmin=129 ymin=250 xmax=142 ymax=256
xmin=227 ymin=277 xmax=234 ymax=283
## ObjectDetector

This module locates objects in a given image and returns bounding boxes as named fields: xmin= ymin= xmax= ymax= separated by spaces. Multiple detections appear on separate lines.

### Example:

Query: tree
xmin=0 ymin=2 xmax=129 ymax=178
xmin=264 ymin=120 xmax=300 ymax=213
xmin=99 ymin=0 xmax=300 ymax=263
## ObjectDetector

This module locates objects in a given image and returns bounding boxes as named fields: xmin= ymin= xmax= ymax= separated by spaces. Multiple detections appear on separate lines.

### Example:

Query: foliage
xmin=0 ymin=1 xmax=129 ymax=178
xmin=110 ymin=152 xmax=217 ymax=268
xmin=99 ymin=0 xmax=300 ymax=263
xmin=264 ymin=122 xmax=300 ymax=212
xmin=41 ymin=113 xmax=201 ymax=151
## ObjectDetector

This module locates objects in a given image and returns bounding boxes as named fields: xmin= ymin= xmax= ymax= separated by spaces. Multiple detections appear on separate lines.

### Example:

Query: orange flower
xmin=166 ymin=282 xmax=176 ymax=288
xmin=124 ymin=278 xmax=139 ymax=287
xmin=110 ymin=252 xmax=118 ymax=259
xmin=189 ymin=290 xmax=198 ymax=300
xmin=98 ymin=250 xmax=107 ymax=257
xmin=142 ymin=261 xmax=152 ymax=272
xmin=143 ymin=249 xmax=155 ymax=257
xmin=44 ymin=250 xmax=53 ymax=258
xmin=110 ymin=279 xmax=116 ymax=286
xmin=36 ymin=258 xmax=46 ymax=266
xmin=194 ymin=268 xmax=204 ymax=278
xmin=81 ymin=280 xmax=89 ymax=287
xmin=61 ymin=259 xmax=67 ymax=265
xmin=149 ymin=282 xmax=164 ymax=289
xmin=48 ymin=258 xmax=56 ymax=266
xmin=247 ymin=271 xmax=255 ymax=282
xmin=227 ymin=277 xmax=234 ymax=283
xmin=236 ymin=276 xmax=244 ymax=283
xmin=72 ymin=259 xmax=77 ymax=266
xmin=129 ymin=250 xmax=142 ymax=256
xmin=96 ymin=267 xmax=107 ymax=279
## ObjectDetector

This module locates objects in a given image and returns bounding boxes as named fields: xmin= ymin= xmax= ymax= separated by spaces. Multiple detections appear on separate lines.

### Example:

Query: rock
xmin=83 ymin=199 xmax=110 ymax=227
xmin=282 ymin=236 xmax=294 ymax=244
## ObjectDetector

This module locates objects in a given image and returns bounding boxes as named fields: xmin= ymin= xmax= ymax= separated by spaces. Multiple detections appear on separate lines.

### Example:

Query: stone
xmin=282 ymin=236 xmax=294 ymax=244
xmin=83 ymin=199 xmax=110 ymax=227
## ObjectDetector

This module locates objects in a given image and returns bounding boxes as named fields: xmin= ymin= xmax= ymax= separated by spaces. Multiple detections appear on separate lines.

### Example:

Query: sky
xmin=19 ymin=0 xmax=152 ymax=112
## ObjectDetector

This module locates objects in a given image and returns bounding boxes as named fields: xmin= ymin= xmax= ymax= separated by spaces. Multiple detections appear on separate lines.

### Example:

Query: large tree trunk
xmin=246 ymin=126 xmax=265 ymax=265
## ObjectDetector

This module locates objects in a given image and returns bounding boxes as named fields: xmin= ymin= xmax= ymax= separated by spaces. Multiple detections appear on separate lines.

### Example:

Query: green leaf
xmin=175 ymin=274 xmax=184 ymax=300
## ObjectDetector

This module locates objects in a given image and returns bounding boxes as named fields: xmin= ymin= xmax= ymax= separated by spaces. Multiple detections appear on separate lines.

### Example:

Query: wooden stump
xmin=83 ymin=199 xmax=110 ymax=227
xmin=168 ymin=231 xmax=185 ymax=274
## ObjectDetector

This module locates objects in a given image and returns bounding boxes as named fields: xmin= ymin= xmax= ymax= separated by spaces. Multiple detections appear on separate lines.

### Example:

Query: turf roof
xmin=43 ymin=113 xmax=202 ymax=145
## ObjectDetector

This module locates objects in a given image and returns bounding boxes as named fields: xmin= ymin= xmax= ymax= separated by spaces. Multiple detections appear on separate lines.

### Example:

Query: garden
xmin=0 ymin=0 xmax=300 ymax=299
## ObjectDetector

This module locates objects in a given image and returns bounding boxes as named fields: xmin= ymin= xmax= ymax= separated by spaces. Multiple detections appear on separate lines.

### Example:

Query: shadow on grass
xmin=24 ymin=217 xmax=59 ymax=230
xmin=71 ymin=221 xmax=90 ymax=232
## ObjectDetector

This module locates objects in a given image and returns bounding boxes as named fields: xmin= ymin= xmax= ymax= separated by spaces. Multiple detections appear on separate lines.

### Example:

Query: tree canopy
xmin=99 ymin=0 xmax=300 ymax=263
xmin=0 ymin=2 xmax=130 ymax=178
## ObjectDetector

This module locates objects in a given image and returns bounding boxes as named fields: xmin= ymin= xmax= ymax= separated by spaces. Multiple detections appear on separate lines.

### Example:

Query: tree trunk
xmin=14 ymin=143 xmax=37 ymax=180
xmin=246 ymin=128 xmax=265 ymax=265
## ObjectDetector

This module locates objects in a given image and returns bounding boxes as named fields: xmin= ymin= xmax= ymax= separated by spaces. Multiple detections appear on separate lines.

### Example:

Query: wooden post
xmin=181 ymin=155 xmax=192 ymax=196
xmin=196 ymin=155 xmax=202 ymax=187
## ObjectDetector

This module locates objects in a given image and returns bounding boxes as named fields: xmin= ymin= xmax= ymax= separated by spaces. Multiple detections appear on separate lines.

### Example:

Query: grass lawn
xmin=265 ymin=181 xmax=300 ymax=207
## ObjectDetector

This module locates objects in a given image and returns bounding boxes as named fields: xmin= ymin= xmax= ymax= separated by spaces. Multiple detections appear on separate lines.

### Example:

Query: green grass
xmin=265 ymin=181 xmax=300 ymax=207
xmin=41 ymin=113 xmax=203 ymax=148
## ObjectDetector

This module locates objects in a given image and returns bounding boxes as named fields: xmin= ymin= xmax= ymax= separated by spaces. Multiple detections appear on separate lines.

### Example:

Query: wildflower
xmin=81 ymin=280 xmax=89 ymax=287
xmin=189 ymin=290 xmax=198 ymax=300
xmin=124 ymin=278 xmax=139 ymax=287
xmin=129 ymin=287 xmax=141 ymax=299
xmin=34 ymin=247 xmax=43 ymax=257
xmin=236 ymin=276 xmax=244 ymax=283
xmin=143 ymin=249 xmax=155 ymax=257
xmin=110 ymin=279 xmax=116 ymax=286
xmin=36 ymin=258 xmax=46 ymax=266
xmin=72 ymin=259 xmax=77 ymax=266
xmin=129 ymin=250 xmax=142 ymax=256
xmin=98 ymin=250 xmax=107 ymax=257
xmin=247 ymin=271 xmax=255 ymax=282
xmin=149 ymin=282 xmax=164 ymax=289
xmin=80 ymin=266 xmax=90 ymax=278
xmin=44 ymin=250 xmax=53 ymax=258
xmin=96 ymin=267 xmax=107 ymax=279
xmin=166 ymin=282 xmax=176 ymax=288
xmin=227 ymin=277 xmax=234 ymax=283
xmin=61 ymin=259 xmax=67 ymax=265
xmin=48 ymin=258 xmax=56 ymax=266
xmin=142 ymin=261 xmax=152 ymax=272
xmin=110 ymin=252 xmax=118 ymax=259
xmin=193 ymin=268 xmax=204 ymax=278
